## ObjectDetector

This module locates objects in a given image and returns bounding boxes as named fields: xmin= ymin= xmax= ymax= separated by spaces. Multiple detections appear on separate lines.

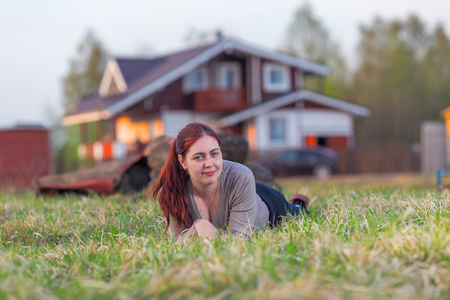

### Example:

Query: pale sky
xmin=1 ymin=0 xmax=449 ymax=128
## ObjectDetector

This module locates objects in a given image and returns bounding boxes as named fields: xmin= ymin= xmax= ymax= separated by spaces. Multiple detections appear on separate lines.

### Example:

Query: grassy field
xmin=1 ymin=174 xmax=449 ymax=299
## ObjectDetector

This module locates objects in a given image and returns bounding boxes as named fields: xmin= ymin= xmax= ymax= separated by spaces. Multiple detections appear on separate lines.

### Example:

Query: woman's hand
xmin=194 ymin=219 xmax=219 ymax=238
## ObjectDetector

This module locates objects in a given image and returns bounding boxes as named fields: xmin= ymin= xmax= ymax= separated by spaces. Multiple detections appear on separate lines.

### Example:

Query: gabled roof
xmin=63 ymin=37 xmax=329 ymax=125
xmin=65 ymin=43 xmax=213 ymax=117
xmin=216 ymin=89 xmax=371 ymax=127
xmin=116 ymin=58 xmax=165 ymax=85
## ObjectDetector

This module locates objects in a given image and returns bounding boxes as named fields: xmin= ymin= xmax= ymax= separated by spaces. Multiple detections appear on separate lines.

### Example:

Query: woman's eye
xmin=194 ymin=156 xmax=203 ymax=160
xmin=211 ymin=152 xmax=219 ymax=157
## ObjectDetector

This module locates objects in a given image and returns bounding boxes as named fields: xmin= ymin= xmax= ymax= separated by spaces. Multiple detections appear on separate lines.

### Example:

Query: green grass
xmin=1 ymin=174 xmax=450 ymax=299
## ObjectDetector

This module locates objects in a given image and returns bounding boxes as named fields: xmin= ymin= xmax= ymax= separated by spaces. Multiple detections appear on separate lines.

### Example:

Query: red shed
xmin=0 ymin=125 xmax=52 ymax=189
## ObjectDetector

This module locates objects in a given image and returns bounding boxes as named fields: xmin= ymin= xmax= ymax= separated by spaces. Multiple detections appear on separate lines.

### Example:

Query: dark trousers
xmin=255 ymin=182 xmax=300 ymax=226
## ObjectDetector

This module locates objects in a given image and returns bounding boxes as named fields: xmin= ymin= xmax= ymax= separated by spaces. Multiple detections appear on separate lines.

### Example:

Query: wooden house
xmin=63 ymin=36 xmax=369 ymax=160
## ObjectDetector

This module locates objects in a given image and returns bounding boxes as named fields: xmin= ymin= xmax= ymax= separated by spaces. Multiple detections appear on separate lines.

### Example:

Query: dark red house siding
xmin=325 ymin=136 xmax=349 ymax=150
xmin=0 ymin=127 xmax=52 ymax=189
xmin=153 ymin=78 xmax=189 ymax=110
xmin=304 ymin=101 xmax=332 ymax=109
xmin=277 ymin=100 xmax=339 ymax=111
xmin=305 ymin=135 xmax=349 ymax=150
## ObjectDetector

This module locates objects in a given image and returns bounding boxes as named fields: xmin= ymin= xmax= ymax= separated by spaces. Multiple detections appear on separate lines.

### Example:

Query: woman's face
xmin=178 ymin=135 xmax=223 ymax=187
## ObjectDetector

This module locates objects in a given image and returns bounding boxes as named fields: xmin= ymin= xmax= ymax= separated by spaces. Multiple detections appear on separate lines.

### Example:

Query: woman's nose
xmin=204 ymin=155 xmax=213 ymax=166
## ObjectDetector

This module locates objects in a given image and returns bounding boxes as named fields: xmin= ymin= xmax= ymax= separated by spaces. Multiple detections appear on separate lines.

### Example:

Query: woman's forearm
xmin=194 ymin=219 xmax=219 ymax=238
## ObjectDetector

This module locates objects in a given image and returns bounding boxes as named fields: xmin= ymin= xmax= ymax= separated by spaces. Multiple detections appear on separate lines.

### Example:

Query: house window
xmin=184 ymin=67 xmax=208 ymax=92
xmin=263 ymin=63 xmax=291 ymax=92
xmin=217 ymin=62 xmax=241 ymax=88
xmin=224 ymin=69 xmax=234 ymax=87
xmin=270 ymin=118 xmax=286 ymax=144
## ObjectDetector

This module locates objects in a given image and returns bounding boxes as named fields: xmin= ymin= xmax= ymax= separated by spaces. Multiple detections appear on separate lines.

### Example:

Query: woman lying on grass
xmin=152 ymin=122 xmax=309 ymax=240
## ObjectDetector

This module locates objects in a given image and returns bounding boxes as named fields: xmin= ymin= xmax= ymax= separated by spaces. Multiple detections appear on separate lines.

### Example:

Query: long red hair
xmin=152 ymin=122 xmax=221 ymax=232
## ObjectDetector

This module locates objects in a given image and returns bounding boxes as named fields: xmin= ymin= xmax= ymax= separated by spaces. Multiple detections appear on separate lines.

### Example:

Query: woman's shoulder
xmin=221 ymin=160 xmax=257 ymax=201
xmin=222 ymin=160 xmax=253 ymax=179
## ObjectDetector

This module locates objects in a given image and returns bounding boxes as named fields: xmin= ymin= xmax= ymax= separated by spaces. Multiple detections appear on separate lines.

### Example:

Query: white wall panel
xmin=162 ymin=110 xmax=193 ymax=137
xmin=254 ymin=108 xmax=354 ymax=151
xmin=162 ymin=111 xmax=221 ymax=138
xmin=300 ymin=109 xmax=353 ymax=136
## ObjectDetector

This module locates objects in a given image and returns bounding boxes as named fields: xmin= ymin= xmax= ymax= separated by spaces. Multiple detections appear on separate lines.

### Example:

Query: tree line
xmin=282 ymin=4 xmax=450 ymax=145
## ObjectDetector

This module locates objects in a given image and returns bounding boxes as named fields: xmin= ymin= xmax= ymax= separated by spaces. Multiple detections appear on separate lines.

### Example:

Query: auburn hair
xmin=152 ymin=122 xmax=221 ymax=232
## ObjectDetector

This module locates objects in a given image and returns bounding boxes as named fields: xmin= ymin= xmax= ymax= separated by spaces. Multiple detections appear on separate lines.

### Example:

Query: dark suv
xmin=259 ymin=147 xmax=339 ymax=178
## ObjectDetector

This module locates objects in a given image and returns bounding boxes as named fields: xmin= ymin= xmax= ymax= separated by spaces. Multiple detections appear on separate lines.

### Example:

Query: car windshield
xmin=278 ymin=148 xmax=336 ymax=161
xmin=278 ymin=151 xmax=298 ymax=162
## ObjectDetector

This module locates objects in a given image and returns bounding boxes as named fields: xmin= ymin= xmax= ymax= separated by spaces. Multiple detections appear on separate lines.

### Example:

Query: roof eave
xmin=218 ymin=89 xmax=370 ymax=127
xmin=229 ymin=38 xmax=330 ymax=76
xmin=62 ymin=110 xmax=110 ymax=126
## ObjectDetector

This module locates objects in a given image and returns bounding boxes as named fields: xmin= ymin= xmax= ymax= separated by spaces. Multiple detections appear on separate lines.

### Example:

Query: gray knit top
xmin=167 ymin=160 xmax=270 ymax=239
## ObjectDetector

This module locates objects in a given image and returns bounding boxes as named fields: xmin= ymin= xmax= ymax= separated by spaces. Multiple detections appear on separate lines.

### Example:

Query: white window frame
xmin=263 ymin=63 xmax=291 ymax=93
xmin=183 ymin=67 xmax=209 ymax=93
xmin=270 ymin=117 xmax=287 ymax=145
xmin=217 ymin=62 xmax=241 ymax=89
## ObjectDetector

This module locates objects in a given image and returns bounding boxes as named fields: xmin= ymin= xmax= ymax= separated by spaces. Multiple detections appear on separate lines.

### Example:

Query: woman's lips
xmin=203 ymin=171 xmax=215 ymax=176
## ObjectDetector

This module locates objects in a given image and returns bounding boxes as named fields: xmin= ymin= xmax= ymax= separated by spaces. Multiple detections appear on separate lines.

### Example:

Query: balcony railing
xmin=193 ymin=88 xmax=247 ymax=112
